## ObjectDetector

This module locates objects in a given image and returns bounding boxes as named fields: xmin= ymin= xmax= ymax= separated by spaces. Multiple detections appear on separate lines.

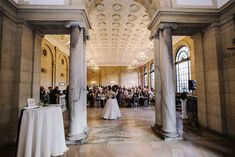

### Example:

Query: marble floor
xmin=60 ymin=107 xmax=235 ymax=157
xmin=1 ymin=107 xmax=235 ymax=157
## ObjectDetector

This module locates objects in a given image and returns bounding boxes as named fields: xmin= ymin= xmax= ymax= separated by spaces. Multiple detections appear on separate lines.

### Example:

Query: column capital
xmin=65 ymin=21 xmax=90 ymax=41
xmin=65 ymin=20 xmax=86 ymax=29
xmin=150 ymin=23 xmax=177 ymax=40
xmin=158 ymin=23 xmax=178 ymax=31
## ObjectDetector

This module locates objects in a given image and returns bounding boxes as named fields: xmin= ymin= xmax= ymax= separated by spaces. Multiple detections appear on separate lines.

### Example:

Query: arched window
xmin=150 ymin=63 xmax=155 ymax=89
xmin=175 ymin=46 xmax=191 ymax=93
xmin=143 ymin=67 xmax=148 ymax=87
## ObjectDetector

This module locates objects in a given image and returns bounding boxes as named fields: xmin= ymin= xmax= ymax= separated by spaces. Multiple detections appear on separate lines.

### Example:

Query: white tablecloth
xmin=17 ymin=107 xmax=68 ymax=157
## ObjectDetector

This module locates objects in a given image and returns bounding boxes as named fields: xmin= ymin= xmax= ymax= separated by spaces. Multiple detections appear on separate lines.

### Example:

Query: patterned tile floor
xmin=1 ymin=107 xmax=235 ymax=157
xmin=85 ymin=108 xmax=161 ymax=144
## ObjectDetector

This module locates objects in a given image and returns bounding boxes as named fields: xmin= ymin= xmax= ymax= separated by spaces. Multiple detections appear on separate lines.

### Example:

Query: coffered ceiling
xmin=87 ymin=0 xmax=153 ymax=66
xmin=44 ymin=0 xmax=215 ymax=67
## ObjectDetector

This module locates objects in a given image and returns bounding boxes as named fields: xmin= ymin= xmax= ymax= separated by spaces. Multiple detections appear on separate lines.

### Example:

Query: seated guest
xmin=139 ymin=89 xmax=148 ymax=107
xmin=87 ymin=89 xmax=95 ymax=107
xmin=131 ymin=89 xmax=140 ymax=107
xmin=123 ymin=88 xmax=129 ymax=98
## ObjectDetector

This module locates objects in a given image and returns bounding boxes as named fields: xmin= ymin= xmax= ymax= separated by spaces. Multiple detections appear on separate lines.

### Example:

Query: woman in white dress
xmin=101 ymin=86 xmax=121 ymax=119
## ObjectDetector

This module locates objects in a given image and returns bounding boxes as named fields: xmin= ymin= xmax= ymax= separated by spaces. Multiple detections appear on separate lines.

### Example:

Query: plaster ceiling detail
xmin=86 ymin=0 xmax=158 ymax=18
xmin=87 ymin=0 xmax=153 ymax=66
xmin=45 ymin=34 xmax=184 ymax=67
xmin=44 ymin=35 xmax=70 ymax=56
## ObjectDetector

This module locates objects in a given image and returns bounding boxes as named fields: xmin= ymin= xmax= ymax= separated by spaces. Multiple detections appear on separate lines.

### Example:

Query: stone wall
xmin=16 ymin=24 xmax=34 ymax=109
xmin=220 ymin=9 xmax=235 ymax=135
xmin=194 ymin=25 xmax=224 ymax=133
xmin=0 ymin=15 xmax=18 ymax=146
xmin=0 ymin=16 xmax=69 ymax=146
xmin=193 ymin=2 xmax=235 ymax=136
xmin=0 ymin=15 xmax=42 ymax=146
xmin=193 ymin=33 xmax=208 ymax=128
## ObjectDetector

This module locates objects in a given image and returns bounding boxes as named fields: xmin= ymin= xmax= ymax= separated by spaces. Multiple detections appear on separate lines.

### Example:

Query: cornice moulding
xmin=0 ymin=0 xmax=17 ymax=22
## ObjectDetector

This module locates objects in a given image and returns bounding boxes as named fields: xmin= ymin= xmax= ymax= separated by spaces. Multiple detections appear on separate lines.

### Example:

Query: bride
xmin=101 ymin=86 xmax=121 ymax=119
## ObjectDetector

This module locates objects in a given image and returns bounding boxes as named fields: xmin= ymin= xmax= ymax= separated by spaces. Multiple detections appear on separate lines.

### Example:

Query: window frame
xmin=175 ymin=46 xmax=191 ymax=93
xmin=143 ymin=66 xmax=148 ymax=87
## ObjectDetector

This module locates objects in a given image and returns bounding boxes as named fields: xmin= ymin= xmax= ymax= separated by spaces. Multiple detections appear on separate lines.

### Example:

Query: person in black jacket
xmin=51 ymin=86 xmax=60 ymax=104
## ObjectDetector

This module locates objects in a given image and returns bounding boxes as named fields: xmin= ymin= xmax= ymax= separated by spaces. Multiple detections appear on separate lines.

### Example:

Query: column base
xmin=152 ymin=123 xmax=162 ymax=131
xmin=66 ymin=128 xmax=90 ymax=144
xmin=152 ymin=125 xmax=182 ymax=141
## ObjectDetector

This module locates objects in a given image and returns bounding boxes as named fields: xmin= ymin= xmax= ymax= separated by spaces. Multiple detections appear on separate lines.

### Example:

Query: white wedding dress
xmin=101 ymin=90 xmax=121 ymax=119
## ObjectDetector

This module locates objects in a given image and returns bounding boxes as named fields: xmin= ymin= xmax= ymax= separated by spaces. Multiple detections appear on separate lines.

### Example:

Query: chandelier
xmin=136 ymin=51 xmax=148 ymax=62
xmin=128 ymin=51 xmax=149 ymax=68
xmin=87 ymin=57 xmax=99 ymax=70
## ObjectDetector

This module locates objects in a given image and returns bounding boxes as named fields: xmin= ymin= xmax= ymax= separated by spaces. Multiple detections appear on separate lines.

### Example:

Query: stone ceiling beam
xmin=17 ymin=7 xmax=91 ymax=32
xmin=148 ymin=8 xmax=220 ymax=37
xmin=0 ymin=0 xmax=92 ymax=34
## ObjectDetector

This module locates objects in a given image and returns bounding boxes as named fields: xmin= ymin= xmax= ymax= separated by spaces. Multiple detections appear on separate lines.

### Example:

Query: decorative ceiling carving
xmin=86 ymin=0 xmax=158 ymax=18
xmin=44 ymin=0 xmax=184 ymax=67
xmin=87 ymin=0 xmax=153 ymax=66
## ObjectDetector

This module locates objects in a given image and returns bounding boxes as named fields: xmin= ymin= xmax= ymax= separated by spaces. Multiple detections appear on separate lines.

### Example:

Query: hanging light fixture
xmin=136 ymin=51 xmax=148 ymax=62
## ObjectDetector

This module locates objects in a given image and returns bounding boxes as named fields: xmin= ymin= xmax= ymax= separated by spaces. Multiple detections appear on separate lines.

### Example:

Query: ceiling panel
xmin=87 ymin=0 xmax=153 ymax=66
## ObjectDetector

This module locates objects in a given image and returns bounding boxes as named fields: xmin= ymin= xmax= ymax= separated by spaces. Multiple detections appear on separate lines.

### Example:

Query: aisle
xmin=85 ymin=107 xmax=160 ymax=144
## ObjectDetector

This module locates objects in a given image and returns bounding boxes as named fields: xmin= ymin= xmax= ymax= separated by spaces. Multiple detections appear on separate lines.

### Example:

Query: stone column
xmin=158 ymin=24 xmax=179 ymax=139
xmin=66 ymin=23 xmax=88 ymax=141
xmin=152 ymin=33 xmax=162 ymax=130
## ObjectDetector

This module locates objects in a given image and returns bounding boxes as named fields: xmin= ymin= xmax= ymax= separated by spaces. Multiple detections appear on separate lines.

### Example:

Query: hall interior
xmin=0 ymin=0 xmax=235 ymax=157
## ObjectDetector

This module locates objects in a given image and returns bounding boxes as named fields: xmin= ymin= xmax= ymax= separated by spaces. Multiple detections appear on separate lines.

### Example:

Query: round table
xmin=17 ymin=107 xmax=68 ymax=157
